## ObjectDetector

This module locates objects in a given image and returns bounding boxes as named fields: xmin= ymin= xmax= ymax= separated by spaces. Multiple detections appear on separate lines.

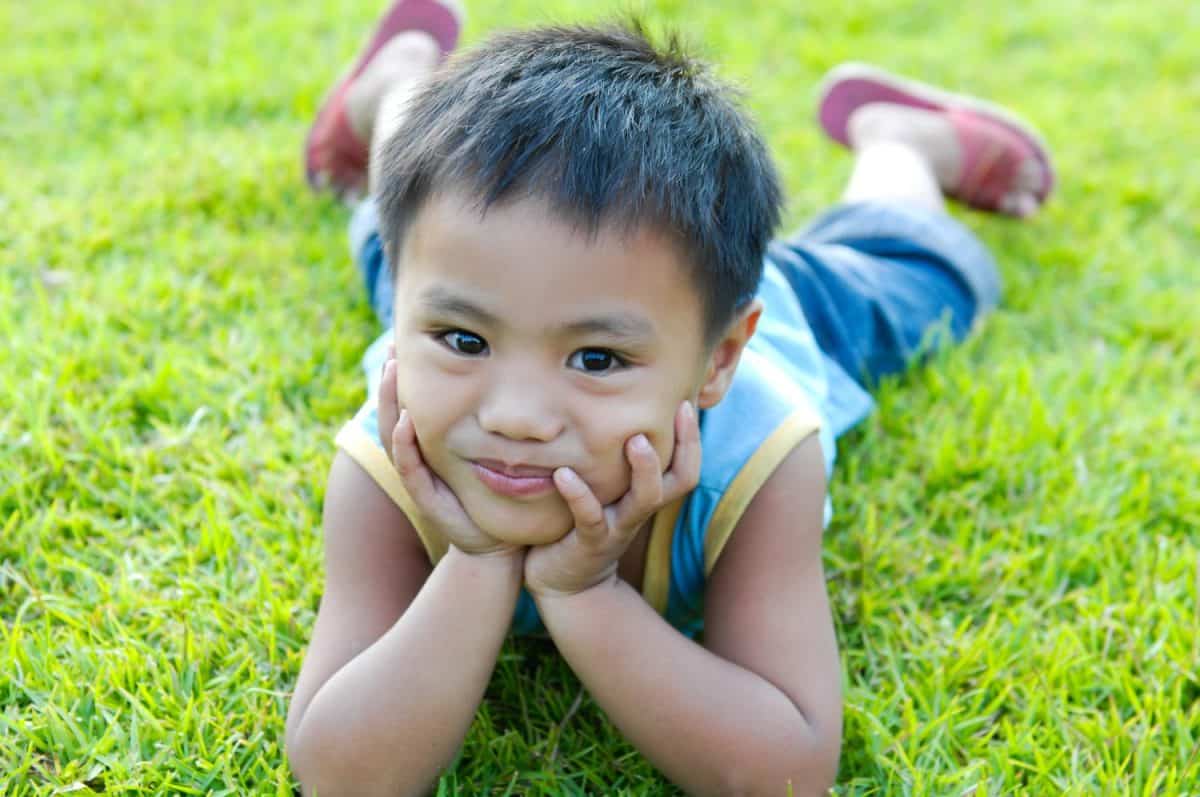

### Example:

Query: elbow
xmin=287 ymin=719 xmax=435 ymax=797
xmin=288 ymin=752 xmax=378 ymax=797
xmin=783 ymin=753 xmax=839 ymax=797
xmin=287 ymin=722 xmax=378 ymax=797
xmin=285 ymin=698 xmax=335 ymax=796
xmin=286 ymin=721 xmax=338 ymax=797
xmin=720 ymin=735 xmax=840 ymax=797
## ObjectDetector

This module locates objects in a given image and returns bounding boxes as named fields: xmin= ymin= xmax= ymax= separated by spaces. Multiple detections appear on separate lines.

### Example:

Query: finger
xmin=613 ymin=434 xmax=663 ymax=527
xmin=390 ymin=409 xmax=439 ymax=507
xmin=661 ymin=401 xmax=701 ymax=501
xmin=553 ymin=467 xmax=608 ymax=546
xmin=377 ymin=358 xmax=400 ymax=461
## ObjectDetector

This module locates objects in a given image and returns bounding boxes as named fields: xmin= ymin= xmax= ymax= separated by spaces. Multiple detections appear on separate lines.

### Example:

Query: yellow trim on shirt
xmin=640 ymin=497 xmax=683 ymax=615
xmin=336 ymin=404 xmax=797 ymax=610
xmin=702 ymin=407 xmax=821 ymax=576
xmin=335 ymin=421 xmax=449 ymax=564
xmin=337 ymin=419 xmax=685 ymax=615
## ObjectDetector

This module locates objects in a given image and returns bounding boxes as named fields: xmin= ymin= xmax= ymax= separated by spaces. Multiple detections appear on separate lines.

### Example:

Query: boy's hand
xmin=525 ymin=401 xmax=700 ymax=598
xmin=378 ymin=348 xmax=520 ymax=557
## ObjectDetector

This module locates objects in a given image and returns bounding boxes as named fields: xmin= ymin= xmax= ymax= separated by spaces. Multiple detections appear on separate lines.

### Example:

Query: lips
xmin=470 ymin=459 xmax=558 ymax=498
xmin=473 ymin=459 xmax=555 ymax=478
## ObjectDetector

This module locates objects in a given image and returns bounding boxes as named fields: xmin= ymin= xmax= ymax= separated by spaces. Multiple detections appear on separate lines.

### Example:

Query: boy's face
xmin=391 ymin=193 xmax=736 ymax=546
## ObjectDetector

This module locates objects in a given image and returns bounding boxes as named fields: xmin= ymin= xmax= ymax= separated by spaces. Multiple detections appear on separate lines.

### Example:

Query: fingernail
xmin=554 ymin=467 xmax=583 ymax=494
xmin=632 ymin=434 xmax=651 ymax=452
xmin=398 ymin=408 xmax=408 ymax=426
xmin=682 ymin=400 xmax=695 ymax=420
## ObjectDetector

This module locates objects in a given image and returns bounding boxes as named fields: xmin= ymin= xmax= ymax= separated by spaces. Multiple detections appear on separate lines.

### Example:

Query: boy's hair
xmin=377 ymin=21 xmax=783 ymax=342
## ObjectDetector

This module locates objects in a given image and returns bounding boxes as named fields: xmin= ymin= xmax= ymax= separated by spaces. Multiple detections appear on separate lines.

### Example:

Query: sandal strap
xmin=949 ymin=108 xmax=1031 ymax=212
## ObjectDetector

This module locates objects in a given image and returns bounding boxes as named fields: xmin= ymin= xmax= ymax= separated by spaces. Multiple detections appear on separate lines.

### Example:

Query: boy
xmin=285 ymin=2 xmax=1054 ymax=794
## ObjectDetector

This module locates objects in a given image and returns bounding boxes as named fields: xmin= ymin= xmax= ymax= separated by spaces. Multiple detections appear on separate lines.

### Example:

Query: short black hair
xmin=377 ymin=21 xmax=782 ymax=342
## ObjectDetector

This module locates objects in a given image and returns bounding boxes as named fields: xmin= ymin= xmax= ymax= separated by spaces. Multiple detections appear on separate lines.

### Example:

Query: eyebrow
xmin=561 ymin=314 xmax=655 ymax=342
xmin=418 ymin=286 xmax=500 ymax=327
xmin=419 ymin=286 xmax=655 ymax=341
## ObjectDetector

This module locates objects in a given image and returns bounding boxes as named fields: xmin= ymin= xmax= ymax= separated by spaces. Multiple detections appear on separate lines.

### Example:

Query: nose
xmin=476 ymin=368 xmax=564 ymax=443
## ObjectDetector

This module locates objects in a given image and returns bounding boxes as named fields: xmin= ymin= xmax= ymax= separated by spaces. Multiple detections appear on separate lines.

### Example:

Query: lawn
xmin=2 ymin=0 xmax=1198 ymax=793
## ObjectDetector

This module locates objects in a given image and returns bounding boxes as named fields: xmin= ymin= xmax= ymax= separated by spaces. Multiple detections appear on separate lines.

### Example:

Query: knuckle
xmin=676 ymin=473 xmax=699 ymax=496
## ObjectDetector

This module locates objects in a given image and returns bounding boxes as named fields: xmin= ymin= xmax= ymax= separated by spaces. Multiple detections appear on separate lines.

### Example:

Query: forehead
xmin=398 ymin=193 xmax=706 ymax=340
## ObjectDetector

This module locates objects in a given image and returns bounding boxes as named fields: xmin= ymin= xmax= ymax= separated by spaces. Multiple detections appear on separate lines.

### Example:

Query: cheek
xmin=393 ymin=353 xmax=465 ymax=444
xmin=579 ymin=394 xmax=680 ymax=503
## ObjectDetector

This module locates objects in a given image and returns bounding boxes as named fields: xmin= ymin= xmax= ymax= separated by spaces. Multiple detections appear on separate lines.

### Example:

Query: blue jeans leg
xmin=349 ymin=200 xmax=394 ymax=329
xmin=766 ymin=200 xmax=1001 ymax=390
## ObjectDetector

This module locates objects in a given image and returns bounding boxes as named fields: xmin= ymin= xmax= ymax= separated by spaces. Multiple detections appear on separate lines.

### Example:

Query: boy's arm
xmin=285 ymin=452 xmax=524 ymax=797
xmin=533 ymin=435 xmax=841 ymax=796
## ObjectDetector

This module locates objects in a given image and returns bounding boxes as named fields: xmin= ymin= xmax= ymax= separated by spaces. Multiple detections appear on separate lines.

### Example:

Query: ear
xmin=696 ymin=299 xmax=762 ymax=409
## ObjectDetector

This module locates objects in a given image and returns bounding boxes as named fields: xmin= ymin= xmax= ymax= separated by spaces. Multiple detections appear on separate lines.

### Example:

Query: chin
xmin=475 ymin=502 xmax=574 ymax=546
xmin=487 ymin=525 xmax=570 ymax=546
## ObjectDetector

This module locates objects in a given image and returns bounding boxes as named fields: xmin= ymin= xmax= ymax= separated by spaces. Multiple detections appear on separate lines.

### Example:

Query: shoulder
xmin=321 ymin=450 xmax=432 ymax=591
xmin=703 ymin=430 xmax=828 ymax=621
xmin=707 ymin=432 xmax=826 ymax=575
xmin=659 ymin=347 xmax=825 ymax=632
xmin=334 ymin=410 xmax=450 ymax=563
xmin=704 ymin=431 xmax=827 ymax=623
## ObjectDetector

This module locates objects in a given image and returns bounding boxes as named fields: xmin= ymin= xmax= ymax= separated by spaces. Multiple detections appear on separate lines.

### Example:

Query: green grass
xmin=2 ymin=0 xmax=1198 ymax=793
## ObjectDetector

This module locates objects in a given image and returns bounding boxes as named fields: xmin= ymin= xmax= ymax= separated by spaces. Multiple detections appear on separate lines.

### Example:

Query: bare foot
xmin=847 ymin=102 xmax=1045 ymax=217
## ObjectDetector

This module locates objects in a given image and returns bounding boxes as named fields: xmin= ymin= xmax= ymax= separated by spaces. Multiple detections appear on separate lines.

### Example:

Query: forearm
xmin=290 ymin=547 xmax=523 ymax=797
xmin=535 ymin=579 xmax=838 ymax=796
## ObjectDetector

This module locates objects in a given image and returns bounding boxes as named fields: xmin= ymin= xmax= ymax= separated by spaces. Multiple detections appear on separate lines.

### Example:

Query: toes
xmin=999 ymin=192 xmax=1038 ymax=217
xmin=1014 ymin=193 xmax=1038 ymax=217
xmin=1017 ymin=157 xmax=1044 ymax=196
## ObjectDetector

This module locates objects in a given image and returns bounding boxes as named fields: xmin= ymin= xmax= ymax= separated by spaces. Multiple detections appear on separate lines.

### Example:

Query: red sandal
xmin=304 ymin=0 xmax=462 ymax=198
xmin=817 ymin=63 xmax=1055 ymax=216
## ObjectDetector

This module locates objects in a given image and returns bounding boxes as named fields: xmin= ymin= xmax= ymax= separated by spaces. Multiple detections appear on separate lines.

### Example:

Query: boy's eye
xmin=439 ymin=330 xmax=488 ymax=356
xmin=567 ymin=348 xmax=625 ymax=374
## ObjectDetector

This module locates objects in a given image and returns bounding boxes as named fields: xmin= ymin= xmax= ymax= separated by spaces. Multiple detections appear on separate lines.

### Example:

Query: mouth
xmin=470 ymin=459 xmax=558 ymax=498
